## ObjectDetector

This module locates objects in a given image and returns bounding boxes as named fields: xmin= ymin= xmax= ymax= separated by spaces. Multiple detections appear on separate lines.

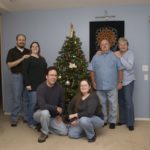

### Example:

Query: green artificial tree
xmin=54 ymin=24 xmax=89 ymax=118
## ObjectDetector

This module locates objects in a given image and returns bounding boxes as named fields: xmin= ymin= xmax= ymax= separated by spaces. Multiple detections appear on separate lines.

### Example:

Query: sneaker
xmin=29 ymin=124 xmax=36 ymax=129
xmin=38 ymin=132 xmax=48 ymax=143
xmin=109 ymin=123 xmax=116 ymax=129
xmin=11 ymin=120 xmax=17 ymax=127
xmin=88 ymin=133 xmax=96 ymax=143
xmin=128 ymin=126 xmax=134 ymax=131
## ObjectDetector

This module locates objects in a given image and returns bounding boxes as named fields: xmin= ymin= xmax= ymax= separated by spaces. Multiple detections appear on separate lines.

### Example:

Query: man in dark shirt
xmin=6 ymin=34 xmax=30 ymax=127
xmin=33 ymin=66 xmax=68 ymax=143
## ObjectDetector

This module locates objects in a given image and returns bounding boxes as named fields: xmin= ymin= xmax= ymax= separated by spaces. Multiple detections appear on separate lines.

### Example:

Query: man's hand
xmin=118 ymin=82 xmax=123 ymax=90
xmin=92 ymin=81 xmax=96 ymax=90
xmin=23 ymin=54 xmax=30 ymax=60
xmin=7 ymin=54 xmax=30 ymax=69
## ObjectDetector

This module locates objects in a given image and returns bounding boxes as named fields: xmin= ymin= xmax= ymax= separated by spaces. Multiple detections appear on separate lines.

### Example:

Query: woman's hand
xmin=26 ymin=85 xmax=32 ymax=91
xmin=96 ymin=50 xmax=102 ymax=55
xmin=69 ymin=113 xmax=78 ymax=119
xmin=114 ymin=51 xmax=122 ymax=58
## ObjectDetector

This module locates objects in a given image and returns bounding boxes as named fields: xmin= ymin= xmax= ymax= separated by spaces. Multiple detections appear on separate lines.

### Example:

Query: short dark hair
xmin=46 ymin=66 xmax=58 ymax=75
xmin=16 ymin=34 xmax=26 ymax=40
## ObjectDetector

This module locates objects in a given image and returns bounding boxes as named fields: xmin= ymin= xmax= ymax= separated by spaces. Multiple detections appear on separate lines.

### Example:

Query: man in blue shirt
xmin=88 ymin=39 xmax=123 ymax=129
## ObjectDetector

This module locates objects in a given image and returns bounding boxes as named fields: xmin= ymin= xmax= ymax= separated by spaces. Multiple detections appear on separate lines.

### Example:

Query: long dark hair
xmin=30 ymin=41 xmax=41 ymax=56
xmin=73 ymin=79 xmax=93 ymax=112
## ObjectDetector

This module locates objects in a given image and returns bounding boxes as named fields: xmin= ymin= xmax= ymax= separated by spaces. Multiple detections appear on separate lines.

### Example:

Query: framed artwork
xmin=89 ymin=21 xmax=124 ymax=60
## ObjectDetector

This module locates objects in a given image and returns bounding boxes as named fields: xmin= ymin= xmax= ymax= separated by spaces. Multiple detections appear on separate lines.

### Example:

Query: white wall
xmin=1 ymin=4 xmax=150 ymax=118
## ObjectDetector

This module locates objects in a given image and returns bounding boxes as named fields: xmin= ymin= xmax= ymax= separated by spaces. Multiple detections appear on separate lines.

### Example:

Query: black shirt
xmin=68 ymin=92 xmax=104 ymax=119
xmin=6 ymin=47 xmax=30 ymax=74
xmin=34 ymin=82 xmax=65 ymax=117
xmin=22 ymin=56 xmax=47 ymax=91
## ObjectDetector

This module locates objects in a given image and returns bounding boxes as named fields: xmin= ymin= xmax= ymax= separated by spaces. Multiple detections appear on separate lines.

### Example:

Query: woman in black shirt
xmin=23 ymin=41 xmax=47 ymax=128
xmin=68 ymin=79 xmax=104 ymax=142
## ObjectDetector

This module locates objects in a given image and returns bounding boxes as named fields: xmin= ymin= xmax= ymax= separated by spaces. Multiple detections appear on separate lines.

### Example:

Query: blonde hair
xmin=118 ymin=37 xmax=129 ymax=46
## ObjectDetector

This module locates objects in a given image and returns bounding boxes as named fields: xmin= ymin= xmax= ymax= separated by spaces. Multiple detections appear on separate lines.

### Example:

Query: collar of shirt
xmin=101 ymin=50 xmax=110 ymax=55
xmin=17 ymin=47 xmax=24 ymax=52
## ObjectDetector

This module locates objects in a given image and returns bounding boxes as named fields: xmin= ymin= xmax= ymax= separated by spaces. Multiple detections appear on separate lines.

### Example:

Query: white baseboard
xmin=4 ymin=112 xmax=10 ymax=115
xmin=135 ymin=118 xmax=150 ymax=121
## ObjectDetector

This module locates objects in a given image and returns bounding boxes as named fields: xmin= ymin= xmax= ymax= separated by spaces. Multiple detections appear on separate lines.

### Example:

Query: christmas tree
xmin=54 ymin=24 xmax=89 ymax=116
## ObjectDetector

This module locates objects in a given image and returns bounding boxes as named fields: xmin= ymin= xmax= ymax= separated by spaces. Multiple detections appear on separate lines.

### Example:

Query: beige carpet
xmin=0 ymin=113 xmax=150 ymax=150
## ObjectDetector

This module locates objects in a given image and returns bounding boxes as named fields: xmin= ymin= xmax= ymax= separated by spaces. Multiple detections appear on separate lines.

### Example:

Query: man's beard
xmin=18 ymin=44 xmax=25 ymax=49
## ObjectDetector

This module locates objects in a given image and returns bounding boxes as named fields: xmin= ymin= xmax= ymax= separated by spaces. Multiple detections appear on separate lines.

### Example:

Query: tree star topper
xmin=70 ymin=23 xmax=75 ymax=38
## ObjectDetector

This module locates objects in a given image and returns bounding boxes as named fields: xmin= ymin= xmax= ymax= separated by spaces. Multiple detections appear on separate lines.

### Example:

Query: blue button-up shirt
xmin=88 ymin=51 xmax=123 ymax=90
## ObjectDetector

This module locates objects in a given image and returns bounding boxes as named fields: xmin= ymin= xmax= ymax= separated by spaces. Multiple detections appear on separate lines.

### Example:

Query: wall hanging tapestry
xmin=89 ymin=21 xmax=124 ymax=60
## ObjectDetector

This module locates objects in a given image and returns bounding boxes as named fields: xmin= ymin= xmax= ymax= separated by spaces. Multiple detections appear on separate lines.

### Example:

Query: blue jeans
xmin=96 ymin=88 xmax=118 ymax=124
xmin=22 ymin=89 xmax=29 ymax=121
xmin=11 ymin=74 xmax=23 ymax=121
xmin=33 ymin=110 xmax=68 ymax=135
xmin=24 ymin=90 xmax=37 ymax=125
xmin=68 ymin=116 xmax=104 ymax=139
xmin=118 ymin=81 xmax=135 ymax=126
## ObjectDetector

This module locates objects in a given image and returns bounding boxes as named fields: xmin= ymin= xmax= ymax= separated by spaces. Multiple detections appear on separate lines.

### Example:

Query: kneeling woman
xmin=68 ymin=79 xmax=104 ymax=142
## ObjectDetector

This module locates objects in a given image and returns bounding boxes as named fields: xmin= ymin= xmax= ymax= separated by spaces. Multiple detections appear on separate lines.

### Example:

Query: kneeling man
xmin=34 ymin=66 xmax=68 ymax=143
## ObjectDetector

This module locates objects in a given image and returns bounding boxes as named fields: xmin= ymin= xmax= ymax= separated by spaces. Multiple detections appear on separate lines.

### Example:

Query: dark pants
xmin=118 ymin=81 xmax=135 ymax=126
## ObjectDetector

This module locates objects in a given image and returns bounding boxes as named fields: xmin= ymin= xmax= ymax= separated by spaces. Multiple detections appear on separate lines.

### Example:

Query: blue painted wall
xmin=1 ymin=5 xmax=150 ymax=118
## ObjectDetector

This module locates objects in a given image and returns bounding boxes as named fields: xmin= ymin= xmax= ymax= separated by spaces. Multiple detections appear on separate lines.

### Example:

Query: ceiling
xmin=0 ymin=0 xmax=150 ymax=12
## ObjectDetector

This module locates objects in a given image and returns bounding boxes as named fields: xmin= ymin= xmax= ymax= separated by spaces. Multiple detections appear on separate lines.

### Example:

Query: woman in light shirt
xmin=115 ymin=37 xmax=135 ymax=131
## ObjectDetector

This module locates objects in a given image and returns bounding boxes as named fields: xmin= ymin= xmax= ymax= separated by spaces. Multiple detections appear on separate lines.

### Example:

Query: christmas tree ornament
xmin=69 ymin=62 xmax=77 ymax=69
xmin=65 ymin=80 xmax=70 ymax=85
xmin=58 ymin=75 xmax=62 ymax=79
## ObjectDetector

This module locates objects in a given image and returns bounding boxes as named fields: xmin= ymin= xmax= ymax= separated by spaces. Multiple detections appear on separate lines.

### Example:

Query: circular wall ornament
xmin=96 ymin=27 xmax=118 ymax=51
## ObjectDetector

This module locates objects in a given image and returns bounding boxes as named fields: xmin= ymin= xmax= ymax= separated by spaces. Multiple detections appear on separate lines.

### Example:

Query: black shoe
xmin=128 ymin=126 xmax=134 ymax=131
xmin=38 ymin=132 xmax=48 ymax=143
xmin=104 ymin=122 xmax=107 ymax=126
xmin=36 ymin=124 xmax=42 ymax=132
xmin=11 ymin=120 xmax=17 ymax=127
xmin=117 ymin=122 xmax=125 ymax=126
xmin=109 ymin=123 xmax=116 ymax=129
xmin=88 ymin=133 xmax=96 ymax=143
xmin=23 ymin=119 xmax=28 ymax=123
xmin=103 ymin=122 xmax=107 ymax=127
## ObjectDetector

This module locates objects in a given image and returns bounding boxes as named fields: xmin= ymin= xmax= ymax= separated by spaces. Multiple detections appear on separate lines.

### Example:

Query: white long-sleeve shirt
xmin=120 ymin=50 xmax=135 ymax=86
